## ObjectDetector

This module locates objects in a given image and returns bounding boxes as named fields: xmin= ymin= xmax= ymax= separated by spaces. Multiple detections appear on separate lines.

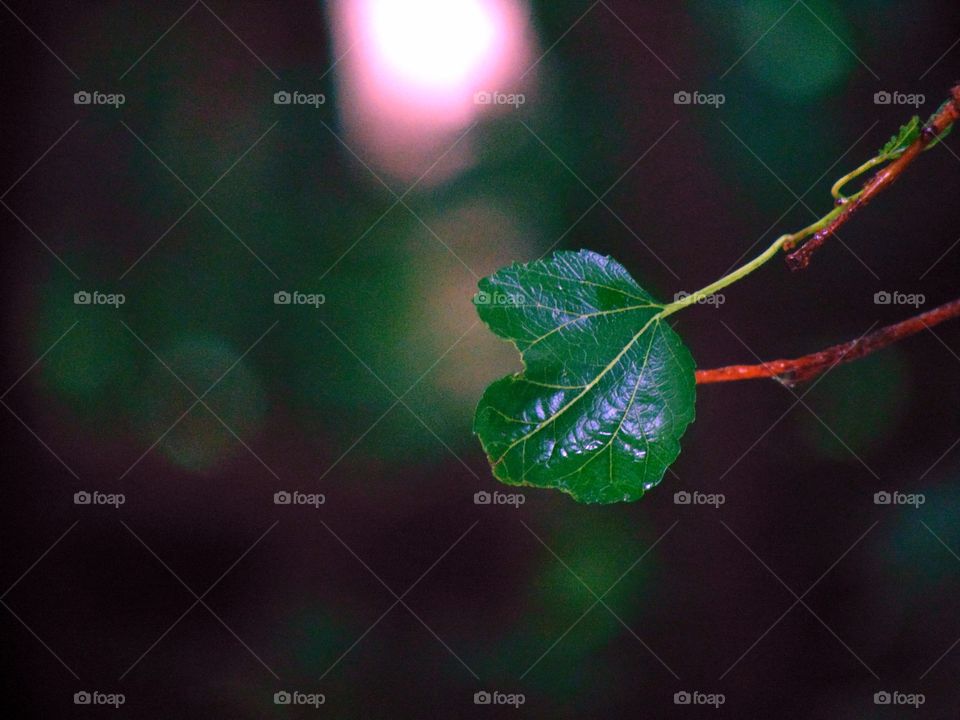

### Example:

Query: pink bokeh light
xmin=330 ymin=0 xmax=536 ymax=184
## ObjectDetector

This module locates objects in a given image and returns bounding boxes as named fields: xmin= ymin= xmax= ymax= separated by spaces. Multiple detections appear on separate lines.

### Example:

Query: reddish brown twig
xmin=785 ymin=85 xmax=960 ymax=271
xmin=696 ymin=298 xmax=960 ymax=386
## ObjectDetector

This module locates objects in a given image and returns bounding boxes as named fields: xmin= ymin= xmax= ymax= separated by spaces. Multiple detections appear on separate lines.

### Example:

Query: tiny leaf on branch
xmin=473 ymin=250 xmax=696 ymax=504
xmin=878 ymin=116 xmax=921 ymax=158
xmin=877 ymin=107 xmax=952 ymax=160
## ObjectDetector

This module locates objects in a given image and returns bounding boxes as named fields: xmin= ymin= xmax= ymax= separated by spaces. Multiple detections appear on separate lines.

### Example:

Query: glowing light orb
xmin=366 ymin=0 xmax=497 ymax=91
xmin=331 ymin=0 xmax=536 ymax=183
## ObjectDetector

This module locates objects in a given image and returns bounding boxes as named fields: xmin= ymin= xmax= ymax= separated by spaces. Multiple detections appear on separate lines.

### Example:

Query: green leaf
xmin=472 ymin=250 xmax=696 ymax=504
xmin=878 ymin=116 xmax=920 ymax=158
xmin=877 ymin=108 xmax=953 ymax=160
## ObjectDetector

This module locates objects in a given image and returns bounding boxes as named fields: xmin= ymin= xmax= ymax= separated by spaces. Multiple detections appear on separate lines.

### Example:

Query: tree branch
xmin=785 ymin=85 xmax=960 ymax=270
xmin=695 ymin=298 xmax=960 ymax=386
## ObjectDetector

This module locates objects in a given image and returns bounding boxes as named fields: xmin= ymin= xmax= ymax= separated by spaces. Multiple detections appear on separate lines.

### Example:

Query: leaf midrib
xmin=491 ymin=308 xmax=666 ymax=468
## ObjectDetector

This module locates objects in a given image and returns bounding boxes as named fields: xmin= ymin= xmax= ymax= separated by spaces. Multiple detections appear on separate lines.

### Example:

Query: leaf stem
xmin=695 ymin=297 xmax=960 ymax=386
xmin=658 ymin=206 xmax=842 ymax=319
xmin=830 ymin=155 xmax=884 ymax=201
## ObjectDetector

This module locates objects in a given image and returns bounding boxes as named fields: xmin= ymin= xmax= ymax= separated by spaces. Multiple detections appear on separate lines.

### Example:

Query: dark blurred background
xmin=1 ymin=1 xmax=959 ymax=717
